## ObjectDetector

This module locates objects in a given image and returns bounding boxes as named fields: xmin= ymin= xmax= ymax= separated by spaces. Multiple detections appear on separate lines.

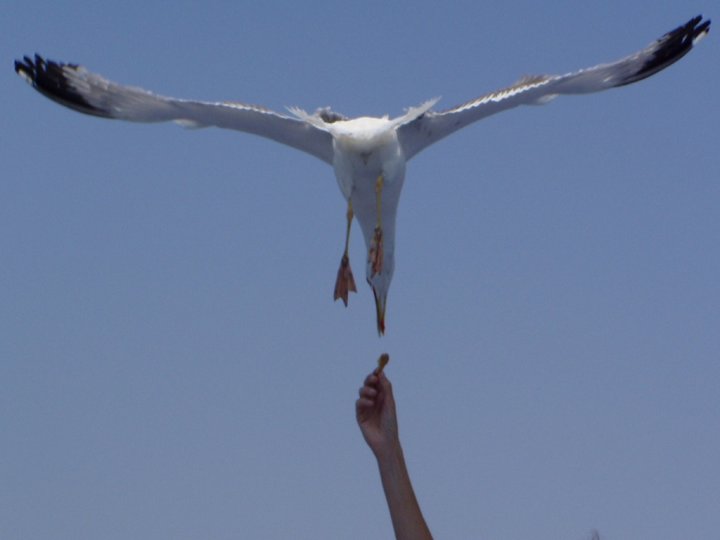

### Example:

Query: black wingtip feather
xmin=618 ymin=15 xmax=711 ymax=87
xmin=14 ymin=53 xmax=108 ymax=117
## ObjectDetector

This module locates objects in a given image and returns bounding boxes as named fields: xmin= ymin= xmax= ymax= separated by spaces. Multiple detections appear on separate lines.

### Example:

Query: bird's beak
xmin=372 ymin=287 xmax=386 ymax=335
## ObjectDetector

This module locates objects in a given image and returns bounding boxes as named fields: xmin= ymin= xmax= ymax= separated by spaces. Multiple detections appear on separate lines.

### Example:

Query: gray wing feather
xmin=398 ymin=15 xmax=710 ymax=160
xmin=15 ymin=55 xmax=334 ymax=164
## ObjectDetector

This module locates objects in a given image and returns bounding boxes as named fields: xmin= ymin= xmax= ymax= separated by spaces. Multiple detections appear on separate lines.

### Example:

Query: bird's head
xmin=371 ymin=282 xmax=387 ymax=335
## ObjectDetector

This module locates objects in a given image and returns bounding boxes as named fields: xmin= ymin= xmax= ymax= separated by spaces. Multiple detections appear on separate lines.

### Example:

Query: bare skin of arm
xmin=356 ymin=371 xmax=433 ymax=540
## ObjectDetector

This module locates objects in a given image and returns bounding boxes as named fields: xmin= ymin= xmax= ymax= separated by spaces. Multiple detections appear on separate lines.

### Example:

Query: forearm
xmin=376 ymin=443 xmax=433 ymax=540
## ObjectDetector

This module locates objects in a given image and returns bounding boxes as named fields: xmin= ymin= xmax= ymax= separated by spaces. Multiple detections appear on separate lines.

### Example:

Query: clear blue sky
xmin=2 ymin=2 xmax=718 ymax=539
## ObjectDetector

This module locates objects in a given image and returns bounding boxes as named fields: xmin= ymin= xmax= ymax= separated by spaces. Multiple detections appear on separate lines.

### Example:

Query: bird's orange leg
xmin=333 ymin=200 xmax=357 ymax=306
xmin=369 ymin=174 xmax=384 ymax=277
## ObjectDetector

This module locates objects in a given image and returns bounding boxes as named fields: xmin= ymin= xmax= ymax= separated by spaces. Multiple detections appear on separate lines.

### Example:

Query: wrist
xmin=374 ymin=438 xmax=404 ymax=467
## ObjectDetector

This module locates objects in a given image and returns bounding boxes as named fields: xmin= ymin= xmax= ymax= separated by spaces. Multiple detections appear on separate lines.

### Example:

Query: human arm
xmin=356 ymin=371 xmax=433 ymax=540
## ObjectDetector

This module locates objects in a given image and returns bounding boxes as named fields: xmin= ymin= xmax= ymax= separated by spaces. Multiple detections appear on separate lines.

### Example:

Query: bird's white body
xmin=330 ymin=117 xmax=408 ymax=322
xmin=15 ymin=15 xmax=710 ymax=333
xmin=331 ymin=116 xmax=406 ymax=200
xmin=287 ymin=103 xmax=436 ymax=329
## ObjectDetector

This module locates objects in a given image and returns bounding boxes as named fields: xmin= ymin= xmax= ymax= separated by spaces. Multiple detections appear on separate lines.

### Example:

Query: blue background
xmin=2 ymin=2 xmax=718 ymax=539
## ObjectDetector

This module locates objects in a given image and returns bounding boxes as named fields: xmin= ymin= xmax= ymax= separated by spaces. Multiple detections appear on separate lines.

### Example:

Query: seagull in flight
xmin=15 ymin=16 xmax=710 ymax=334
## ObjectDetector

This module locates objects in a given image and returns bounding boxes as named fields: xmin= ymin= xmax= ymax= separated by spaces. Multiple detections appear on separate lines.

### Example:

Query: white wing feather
xmin=15 ymin=55 xmax=334 ymax=164
xmin=15 ymin=17 xmax=709 ymax=166
xmin=398 ymin=15 xmax=710 ymax=160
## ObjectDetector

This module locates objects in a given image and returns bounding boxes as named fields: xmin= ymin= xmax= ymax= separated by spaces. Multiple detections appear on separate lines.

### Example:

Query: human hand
xmin=355 ymin=371 xmax=399 ymax=459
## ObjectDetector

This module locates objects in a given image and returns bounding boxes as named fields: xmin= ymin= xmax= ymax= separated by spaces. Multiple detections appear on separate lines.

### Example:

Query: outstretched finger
xmin=376 ymin=371 xmax=393 ymax=394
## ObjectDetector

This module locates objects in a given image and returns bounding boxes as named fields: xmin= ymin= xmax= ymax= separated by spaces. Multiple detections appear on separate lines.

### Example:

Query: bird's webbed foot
xmin=333 ymin=253 xmax=357 ymax=306
xmin=334 ymin=200 xmax=357 ymax=306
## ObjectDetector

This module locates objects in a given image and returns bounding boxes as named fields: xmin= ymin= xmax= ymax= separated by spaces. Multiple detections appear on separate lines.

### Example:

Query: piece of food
xmin=375 ymin=353 xmax=390 ymax=375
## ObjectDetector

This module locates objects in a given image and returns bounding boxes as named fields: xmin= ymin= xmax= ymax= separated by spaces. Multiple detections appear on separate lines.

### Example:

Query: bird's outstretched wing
xmin=398 ymin=15 xmax=710 ymax=160
xmin=14 ymin=55 xmax=334 ymax=164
